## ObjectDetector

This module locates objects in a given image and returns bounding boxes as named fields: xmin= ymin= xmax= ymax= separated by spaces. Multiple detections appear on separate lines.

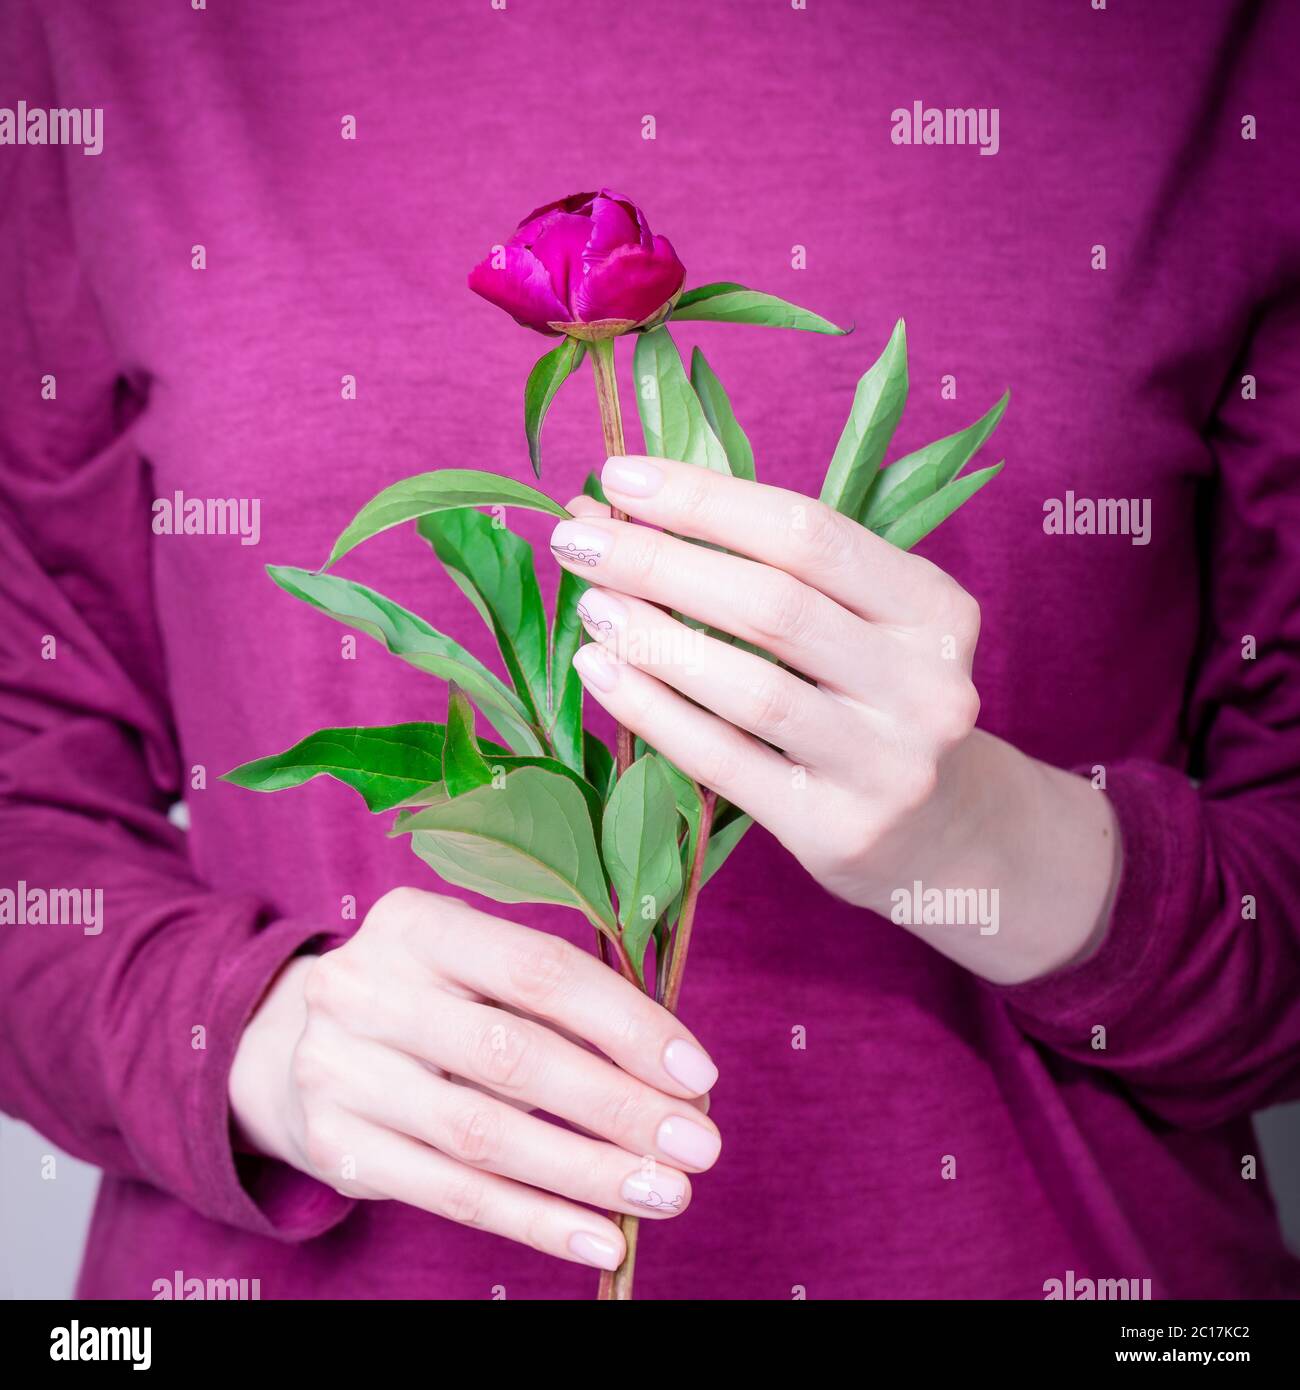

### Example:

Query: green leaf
xmin=701 ymin=813 xmax=753 ymax=887
xmin=221 ymin=723 xmax=449 ymax=812
xmin=525 ymin=337 xmax=585 ymax=478
xmin=690 ymin=347 xmax=755 ymax=482
xmin=645 ymin=753 xmax=703 ymax=927
xmin=877 ymin=461 xmax=1004 ymax=552
xmin=418 ymin=507 xmax=549 ymax=727
xmin=442 ymin=686 xmax=495 ymax=798
xmin=601 ymin=755 xmax=684 ymax=978
xmin=859 ymin=391 xmax=1009 ymax=531
xmin=582 ymin=470 xmax=610 ymax=506
xmin=633 ymin=328 xmax=730 ymax=475
xmin=266 ymin=565 xmax=543 ymax=755
xmin=393 ymin=765 xmax=615 ymax=932
xmin=324 ymin=469 xmax=570 ymax=571
xmin=547 ymin=567 xmax=587 ymax=771
xmin=583 ymin=731 xmax=616 ymax=800
xmin=673 ymin=282 xmax=847 ymax=335
xmin=820 ymin=319 xmax=908 ymax=518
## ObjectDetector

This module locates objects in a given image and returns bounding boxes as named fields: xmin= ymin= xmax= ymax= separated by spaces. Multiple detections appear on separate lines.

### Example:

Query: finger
xmin=342 ymin=1036 xmax=700 ymax=1216
xmin=332 ymin=1115 xmax=629 ymax=1270
xmin=413 ymin=904 xmax=721 ymax=1101
xmin=564 ymin=494 xmax=612 ymax=519
xmin=570 ymin=641 xmax=809 ymax=834
xmin=599 ymin=454 xmax=950 ymax=624
xmin=367 ymin=984 xmax=723 ymax=1172
xmin=577 ymin=585 xmax=851 ymax=767
xmin=549 ymin=514 xmax=881 ymax=691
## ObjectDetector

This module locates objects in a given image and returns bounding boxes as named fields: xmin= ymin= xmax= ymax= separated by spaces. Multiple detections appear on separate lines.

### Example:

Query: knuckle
xmin=445 ymin=1103 xmax=504 ymax=1167
xmin=366 ymin=885 xmax=425 ymax=932
xmin=740 ymin=671 xmax=798 ymax=741
xmin=936 ymin=681 xmax=981 ymax=744
xmin=289 ymin=1030 xmax=333 ymax=1095
xmin=593 ymin=1087 xmax=648 ymax=1147
xmin=302 ymin=953 xmax=349 ymax=1017
xmin=505 ymin=932 xmax=580 ymax=1007
xmin=466 ymin=1018 xmax=534 ymax=1091
xmin=746 ymin=571 xmax=816 ymax=647
xmin=893 ymin=760 xmax=940 ymax=813
xmin=935 ymin=580 xmax=981 ymax=645
xmin=300 ymin=1111 xmax=342 ymax=1177
xmin=793 ymin=500 xmax=855 ymax=570
xmin=671 ymin=469 xmax=714 ymax=520
xmin=437 ymin=1172 xmax=490 ymax=1228
xmin=694 ymin=735 xmax=746 ymax=796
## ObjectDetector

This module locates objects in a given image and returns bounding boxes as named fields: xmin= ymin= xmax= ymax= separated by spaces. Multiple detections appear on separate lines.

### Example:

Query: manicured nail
xmin=621 ymin=1165 xmax=688 ymax=1217
xmin=576 ymin=588 xmax=625 ymax=642
xmin=603 ymin=455 xmax=664 ymax=498
xmin=568 ymin=1230 xmax=622 ymax=1271
xmin=662 ymin=1038 xmax=718 ymax=1094
xmin=550 ymin=520 xmax=608 ymax=569
xmin=656 ymin=1115 xmax=722 ymax=1170
xmin=572 ymin=643 xmax=619 ymax=692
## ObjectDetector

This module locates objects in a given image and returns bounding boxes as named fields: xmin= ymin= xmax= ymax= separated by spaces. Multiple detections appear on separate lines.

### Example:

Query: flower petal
xmin=527 ymin=213 xmax=595 ymax=316
xmin=571 ymin=236 xmax=686 ymax=326
xmin=468 ymin=245 xmax=569 ymax=335
xmin=584 ymin=195 xmax=641 ymax=261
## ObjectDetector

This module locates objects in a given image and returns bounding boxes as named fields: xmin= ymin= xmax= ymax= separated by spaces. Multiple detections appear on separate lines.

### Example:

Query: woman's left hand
xmin=551 ymin=454 xmax=1119 ymax=985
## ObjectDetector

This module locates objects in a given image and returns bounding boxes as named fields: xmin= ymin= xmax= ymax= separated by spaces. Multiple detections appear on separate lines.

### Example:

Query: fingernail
xmin=657 ymin=1115 xmax=722 ymax=1170
xmin=621 ymin=1164 xmax=688 ymax=1217
xmin=568 ymin=1230 xmax=622 ymax=1271
xmin=576 ymin=588 xmax=625 ymax=642
xmin=550 ymin=520 xmax=608 ymax=569
xmin=663 ymin=1038 xmax=718 ymax=1094
xmin=603 ymin=455 xmax=664 ymax=498
xmin=572 ymin=643 xmax=619 ymax=692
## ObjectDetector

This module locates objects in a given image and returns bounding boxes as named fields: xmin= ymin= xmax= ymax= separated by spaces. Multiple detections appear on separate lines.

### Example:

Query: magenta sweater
xmin=2 ymin=0 xmax=1299 ymax=1300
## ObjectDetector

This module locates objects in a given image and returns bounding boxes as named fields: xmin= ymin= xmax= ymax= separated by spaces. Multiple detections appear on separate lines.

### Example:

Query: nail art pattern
xmin=577 ymin=600 xmax=614 ymax=637
xmin=551 ymin=541 xmax=601 ymax=567
xmin=632 ymin=1189 xmax=683 ymax=1213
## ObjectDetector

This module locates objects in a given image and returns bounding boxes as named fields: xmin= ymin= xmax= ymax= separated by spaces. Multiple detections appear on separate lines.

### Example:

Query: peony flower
xmin=468 ymin=188 xmax=686 ymax=340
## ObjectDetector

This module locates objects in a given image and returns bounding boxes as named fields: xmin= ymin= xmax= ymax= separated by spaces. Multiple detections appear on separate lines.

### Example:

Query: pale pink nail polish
xmin=662 ymin=1038 xmax=718 ymax=1094
xmin=603 ymin=455 xmax=664 ymax=497
xmin=549 ymin=520 xmax=608 ymax=569
xmin=572 ymin=643 xmax=619 ymax=692
xmin=568 ymin=1230 xmax=622 ymax=1270
xmin=657 ymin=1115 xmax=722 ymax=1170
xmin=621 ymin=1164 xmax=688 ymax=1217
xmin=576 ymin=588 xmax=625 ymax=641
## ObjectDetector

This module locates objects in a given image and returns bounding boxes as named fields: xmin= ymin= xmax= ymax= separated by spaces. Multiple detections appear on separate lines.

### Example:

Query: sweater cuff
xmin=191 ymin=915 xmax=355 ymax=1241
xmin=988 ymin=760 xmax=1205 ymax=1041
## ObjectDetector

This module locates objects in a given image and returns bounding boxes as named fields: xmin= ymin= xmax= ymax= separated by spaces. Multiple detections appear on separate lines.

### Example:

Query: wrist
xmin=228 ymin=953 xmax=314 ymax=1167
xmin=881 ymin=732 xmax=1121 ymax=986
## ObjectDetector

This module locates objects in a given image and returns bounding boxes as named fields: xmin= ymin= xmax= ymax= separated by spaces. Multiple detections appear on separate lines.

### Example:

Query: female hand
xmin=554 ymin=454 xmax=1119 ymax=985
xmin=228 ymin=887 xmax=721 ymax=1270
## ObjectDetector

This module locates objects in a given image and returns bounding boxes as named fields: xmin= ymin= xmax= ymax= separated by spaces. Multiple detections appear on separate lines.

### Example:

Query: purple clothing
xmin=2 ymin=0 xmax=1300 ymax=1300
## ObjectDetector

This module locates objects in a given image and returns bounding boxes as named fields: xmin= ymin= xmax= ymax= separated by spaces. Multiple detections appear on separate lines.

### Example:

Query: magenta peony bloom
xmin=468 ymin=189 xmax=687 ymax=339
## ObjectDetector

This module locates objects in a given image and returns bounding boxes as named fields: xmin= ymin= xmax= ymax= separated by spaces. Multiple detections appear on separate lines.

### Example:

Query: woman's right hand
xmin=228 ymin=887 xmax=722 ymax=1271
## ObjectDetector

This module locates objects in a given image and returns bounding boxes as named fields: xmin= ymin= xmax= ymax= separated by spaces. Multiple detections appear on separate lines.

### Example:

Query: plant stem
xmin=662 ymin=789 xmax=717 ymax=1014
xmin=588 ymin=337 xmax=716 ymax=1301
xmin=588 ymin=337 xmax=635 ymax=777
